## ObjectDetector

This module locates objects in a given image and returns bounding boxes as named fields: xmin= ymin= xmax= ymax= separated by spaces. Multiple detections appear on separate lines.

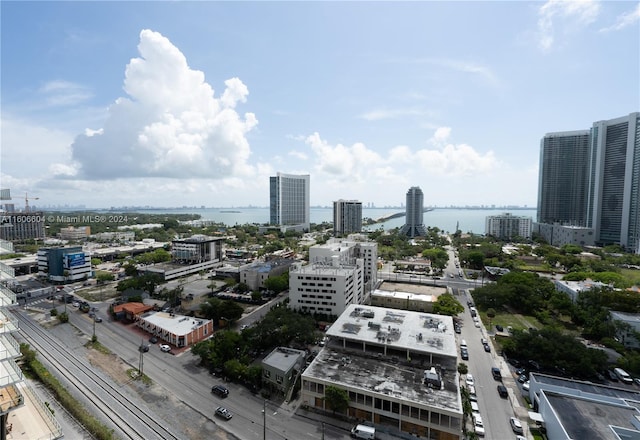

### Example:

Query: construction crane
xmin=25 ymin=192 xmax=39 ymax=212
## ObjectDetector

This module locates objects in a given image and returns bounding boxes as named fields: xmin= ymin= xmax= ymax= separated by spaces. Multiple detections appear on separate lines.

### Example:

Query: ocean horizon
xmin=123 ymin=207 xmax=537 ymax=235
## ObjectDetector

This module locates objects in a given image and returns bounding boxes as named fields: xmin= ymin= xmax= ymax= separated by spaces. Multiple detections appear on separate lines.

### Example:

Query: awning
xmin=528 ymin=411 xmax=544 ymax=423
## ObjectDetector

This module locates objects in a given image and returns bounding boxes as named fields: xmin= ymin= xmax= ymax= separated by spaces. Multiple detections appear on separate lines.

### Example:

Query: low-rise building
xmin=553 ymin=279 xmax=609 ymax=303
xmin=240 ymin=258 xmax=295 ymax=291
xmin=370 ymin=289 xmax=436 ymax=313
xmin=262 ymin=347 xmax=306 ymax=395
xmin=534 ymin=223 xmax=596 ymax=248
xmin=610 ymin=311 xmax=640 ymax=349
xmin=528 ymin=373 xmax=640 ymax=439
xmin=59 ymin=226 xmax=91 ymax=241
xmin=136 ymin=311 xmax=213 ymax=348
xmin=302 ymin=304 xmax=462 ymax=439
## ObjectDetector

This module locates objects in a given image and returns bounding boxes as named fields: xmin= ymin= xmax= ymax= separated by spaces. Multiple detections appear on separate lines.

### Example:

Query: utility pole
xmin=138 ymin=338 xmax=144 ymax=377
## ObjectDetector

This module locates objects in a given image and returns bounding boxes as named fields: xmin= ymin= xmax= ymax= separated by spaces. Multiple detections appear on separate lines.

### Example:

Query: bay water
xmin=140 ymin=207 xmax=537 ymax=235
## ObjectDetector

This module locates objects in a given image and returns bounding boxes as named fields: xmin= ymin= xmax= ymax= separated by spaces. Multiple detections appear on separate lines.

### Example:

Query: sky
xmin=1 ymin=1 xmax=639 ymax=210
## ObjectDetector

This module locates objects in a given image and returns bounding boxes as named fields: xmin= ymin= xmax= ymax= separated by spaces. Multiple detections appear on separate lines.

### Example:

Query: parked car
xmin=461 ymin=348 xmax=469 ymax=360
xmin=518 ymin=374 xmax=528 ymax=383
xmin=160 ymin=344 xmax=171 ymax=352
xmin=495 ymin=324 xmax=504 ymax=332
xmin=149 ymin=336 xmax=158 ymax=344
xmin=466 ymin=374 xmax=474 ymax=386
xmin=215 ymin=406 xmax=233 ymax=420
xmin=139 ymin=344 xmax=150 ymax=353
xmin=473 ymin=414 xmax=485 ymax=437
xmin=211 ymin=385 xmax=229 ymax=397
xmin=94 ymin=316 xmax=103 ymax=323
xmin=497 ymin=384 xmax=508 ymax=398
xmin=483 ymin=343 xmax=491 ymax=353
xmin=523 ymin=381 xmax=530 ymax=391
xmin=491 ymin=367 xmax=502 ymax=380
xmin=510 ymin=417 xmax=524 ymax=434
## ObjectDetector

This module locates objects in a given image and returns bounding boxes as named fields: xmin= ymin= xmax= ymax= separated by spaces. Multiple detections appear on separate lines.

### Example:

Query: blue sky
xmin=1 ymin=1 xmax=638 ymax=209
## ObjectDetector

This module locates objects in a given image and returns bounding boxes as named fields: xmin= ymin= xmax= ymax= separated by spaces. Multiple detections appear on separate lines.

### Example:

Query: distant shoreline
xmin=39 ymin=205 xmax=535 ymax=212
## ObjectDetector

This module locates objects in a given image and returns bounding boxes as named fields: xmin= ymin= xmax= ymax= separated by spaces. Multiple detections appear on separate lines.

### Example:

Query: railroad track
xmin=13 ymin=308 xmax=184 ymax=440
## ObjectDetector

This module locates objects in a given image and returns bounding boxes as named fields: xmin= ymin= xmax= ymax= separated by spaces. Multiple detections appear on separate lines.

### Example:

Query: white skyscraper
xmin=269 ymin=173 xmax=310 ymax=232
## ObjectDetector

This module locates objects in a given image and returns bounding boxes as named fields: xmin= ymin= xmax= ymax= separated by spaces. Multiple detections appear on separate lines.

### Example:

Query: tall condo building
xmin=536 ymin=112 xmax=640 ymax=253
xmin=589 ymin=113 xmax=640 ymax=252
xmin=333 ymin=199 xmax=362 ymax=236
xmin=269 ymin=173 xmax=310 ymax=233
xmin=537 ymin=130 xmax=591 ymax=226
xmin=400 ymin=186 xmax=427 ymax=238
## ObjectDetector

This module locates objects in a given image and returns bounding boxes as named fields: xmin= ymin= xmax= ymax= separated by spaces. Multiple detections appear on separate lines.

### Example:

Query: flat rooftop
xmin=139 ymin=312 xmax=211 ymax=336
xmin=547 ymin=392 xmax=640 ymax=440
xmin=378 ymin=281 xmax=445 ymax=296
xmin=534 ymin=373 xmax=640 ymax=402
xmin=263 ymin=347 xmax=305 ymax=371
xmin=326 ymin=304 xmax=457 ymax=358
xmin=303 ymin=345 xmax=461 ymax=413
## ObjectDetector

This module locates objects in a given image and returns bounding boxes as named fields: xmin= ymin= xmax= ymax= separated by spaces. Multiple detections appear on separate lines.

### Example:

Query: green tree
xmin=264 ymin=273 xmax=289 ymax=293
xmin=422 ymin=247 xmax=449 ymax=271
xmin=432 ymin=293 xmax=464 ymax=316
xmin=324 ymin=385 xmax=349 ymax=414
xmin=96 ymin=272 xmax=115 ymax=283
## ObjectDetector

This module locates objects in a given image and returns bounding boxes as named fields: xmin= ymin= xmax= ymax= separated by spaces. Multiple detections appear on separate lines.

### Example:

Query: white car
xmin=510 ymin=417 xmax=524 ymax=434
xmin=523 ymin=381 xmax=530 ymax=391
xmin=473 ymin=415 xmax=485 ymax=436
xmin=160 ymin=344 xmax=171 ymax=352
xmin=466 ymin=374 xmax=474 ymax=386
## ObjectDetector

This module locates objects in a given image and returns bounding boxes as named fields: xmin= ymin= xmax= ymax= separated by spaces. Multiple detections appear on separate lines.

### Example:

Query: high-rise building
xmin=588 ymin=113 xmax=640 ymax=252
xmin=269 ymin=173 xmax=310 ymax=232
xmin=400 ymin=186 xmax=427 ymax=238
xmin=537 ymin=130 xmax=591 ymax=226
xmin=536 ymin=112 xmax=640 ymax=253
xmin=333 ymin=199 xmax=362 ymax=236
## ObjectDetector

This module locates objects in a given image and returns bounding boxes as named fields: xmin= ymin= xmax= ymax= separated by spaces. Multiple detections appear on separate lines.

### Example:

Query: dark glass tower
xmin=400 ymin=186 xmax=427 ymax=238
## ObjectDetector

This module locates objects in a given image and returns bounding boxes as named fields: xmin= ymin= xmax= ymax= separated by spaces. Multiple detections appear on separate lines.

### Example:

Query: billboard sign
xmin=65 ymin=252 xmax=85 ymax=268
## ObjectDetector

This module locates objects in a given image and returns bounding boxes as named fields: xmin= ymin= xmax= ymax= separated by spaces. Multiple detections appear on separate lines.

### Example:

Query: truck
xmin=351 ymin=424 xmax=375 ymax=439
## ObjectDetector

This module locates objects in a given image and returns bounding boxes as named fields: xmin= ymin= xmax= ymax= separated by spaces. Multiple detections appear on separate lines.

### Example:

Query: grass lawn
xmin=482 ymin=310 xmax=543 ymax=332
xmin=620 ymin=268 xmax=640 ymax=285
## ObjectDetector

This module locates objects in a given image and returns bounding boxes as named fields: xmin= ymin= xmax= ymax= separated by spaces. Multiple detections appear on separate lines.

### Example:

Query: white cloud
xmin=39 ymin=80 xmax=93 ymax=107
xmin=599 ymin=3 xmax=640 ymax=32
xmin=288 ymin=150 xmax=308 ymax=160
xmin=67 ymin=29 xmax=258 ymax=180
xmin=298 ymin=129 xmax=501 ymax=206
xmin=537 ymin=0 xmax=601 ymax=52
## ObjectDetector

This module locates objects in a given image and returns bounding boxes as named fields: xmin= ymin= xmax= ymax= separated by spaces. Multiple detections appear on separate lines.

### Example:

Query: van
xmin=614 ymin=367 xmax=633 ymax=384
xmin=351 ymin=424 xmax=375 ymax=439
